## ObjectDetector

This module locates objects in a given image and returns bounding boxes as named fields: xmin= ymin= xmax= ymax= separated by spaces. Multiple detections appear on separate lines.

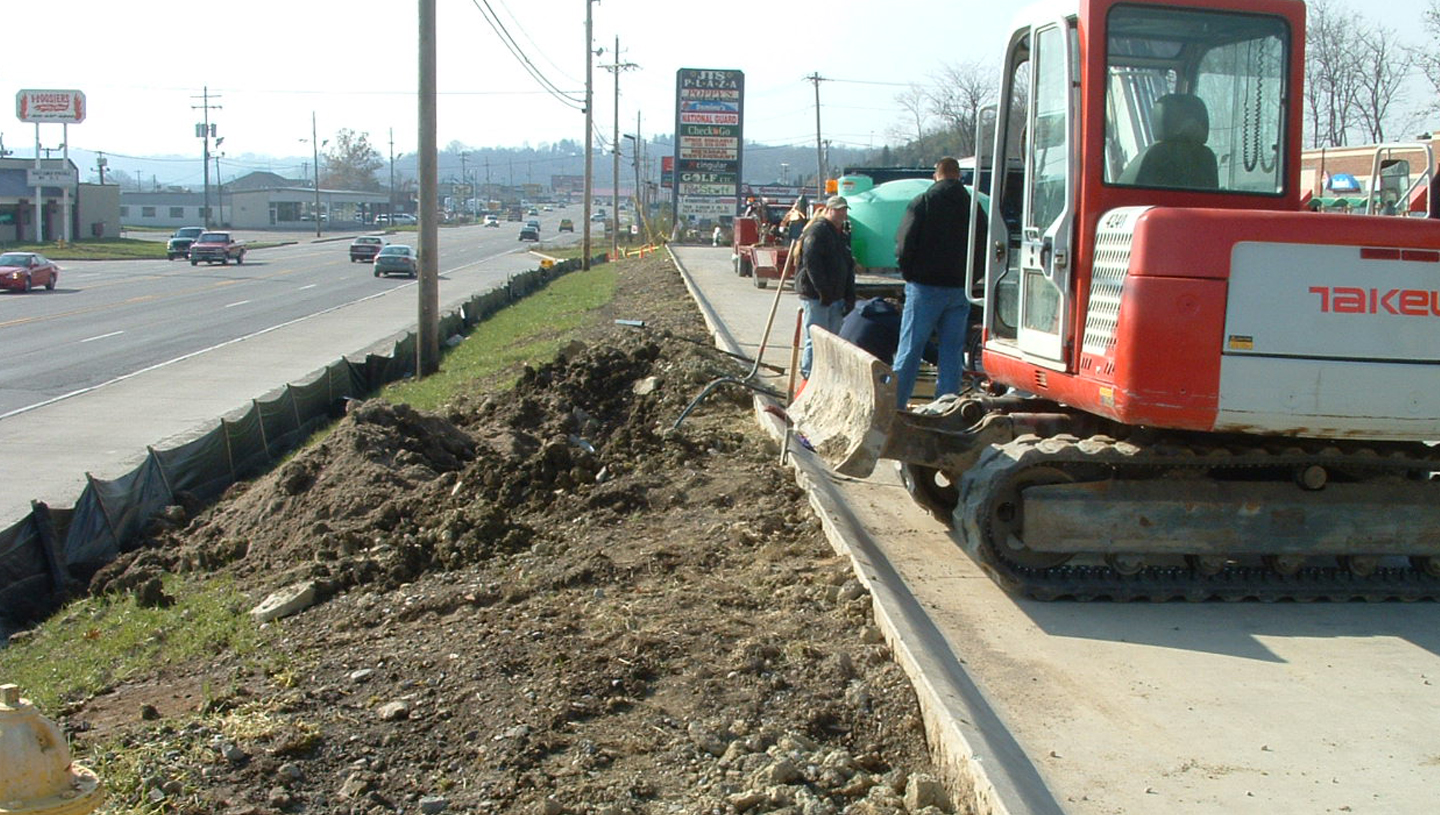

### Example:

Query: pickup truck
xmin=188 ymin=231 xmax=247 ymax=266
xmin=167 ymin=226 xmax=206 ymax=260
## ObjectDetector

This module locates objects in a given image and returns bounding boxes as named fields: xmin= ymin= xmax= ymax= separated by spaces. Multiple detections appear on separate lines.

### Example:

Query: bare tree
xmin=1352 ymin=23 xmax=1414 ymax=143
xmin=926 ymin=60 xmax=999 ymax=157
xmin=1304 ymin=0 xmax=1364 ymax=147
xmin=893 ymin=84 xmax=930 ymax=146
xmin=1412 ymin=1 xmax=1440 ymax=122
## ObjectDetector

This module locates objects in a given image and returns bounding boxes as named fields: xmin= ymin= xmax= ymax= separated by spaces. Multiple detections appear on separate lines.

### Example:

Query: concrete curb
xmin=667 ymin=245 xmax=1062 ymax=815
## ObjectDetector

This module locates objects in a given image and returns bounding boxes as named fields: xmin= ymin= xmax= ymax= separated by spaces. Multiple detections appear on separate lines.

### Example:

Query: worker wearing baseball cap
xmin=794 ymin=194 xmax=857 ymax=380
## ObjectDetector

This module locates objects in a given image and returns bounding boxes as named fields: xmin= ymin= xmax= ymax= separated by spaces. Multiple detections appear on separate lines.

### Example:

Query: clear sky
xmin=3 ymin=0 xmax=1436 ymax=182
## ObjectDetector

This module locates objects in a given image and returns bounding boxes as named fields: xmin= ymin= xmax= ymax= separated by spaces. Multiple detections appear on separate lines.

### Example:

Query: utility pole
xmin=601 ymin=37 xmax=639 ymax=259
xmin=418 ymin=0 xmax=440 ymax=376
xmin=460 ymin=151 xmax=468 ymax=213
xmin=95 ymin=151 xmax=107 ymax=184
xmin=311 ymin=112 xmax=322 ymax=238
xmin=808 ymin=73 xmax=826 ymax=199
xmin=389 ymin=127 xmax=396 ymax=220
xmin=213 ymin=138 xmax=224 ymax=226
xmin=582 ymin=0 xmax=595 ymax=270
xmin=192 ymin=86 xmax=222 ymax=229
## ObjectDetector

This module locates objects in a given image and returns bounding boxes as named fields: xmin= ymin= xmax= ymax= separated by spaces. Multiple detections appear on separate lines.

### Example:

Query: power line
xmin=821 ymin=77 xmax=915 ymax=87
xmin=492 ymin=0 xmax=582 ymax=86
xmin=469 ymin=0 xmax=584 ymax=110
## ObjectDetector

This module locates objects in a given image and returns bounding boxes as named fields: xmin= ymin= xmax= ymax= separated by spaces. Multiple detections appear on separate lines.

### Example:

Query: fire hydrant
xmin=0 ymin=684 xmax=104 ymax=814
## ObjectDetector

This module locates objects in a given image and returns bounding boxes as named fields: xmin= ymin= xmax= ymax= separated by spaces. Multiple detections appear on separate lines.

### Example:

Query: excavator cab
xmin=979 ymin=0 xmax=1293 ymax=376
xmin=796 ymin=0 xmax=1440 ymax=600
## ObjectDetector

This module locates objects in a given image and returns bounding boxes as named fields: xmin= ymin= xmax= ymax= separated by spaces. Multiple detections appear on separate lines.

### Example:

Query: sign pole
xmin=33 ymin=123 xmax=41 ymax=243
xmin=62 ymin=123 xmax=70 ymax=243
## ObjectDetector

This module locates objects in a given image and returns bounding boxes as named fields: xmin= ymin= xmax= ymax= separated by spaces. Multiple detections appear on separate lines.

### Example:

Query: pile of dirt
xmin=66 ymin=254 xmax=950 ymax=814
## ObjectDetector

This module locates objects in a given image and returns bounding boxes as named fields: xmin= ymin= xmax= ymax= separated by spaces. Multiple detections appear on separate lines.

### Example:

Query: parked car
xmin=558 ymin=218 xmax=575 ymax=232
xmin=373 ymin=244 xmax=418 ymax=277
xmin=392 ymin=214 xmax=418 ymax=225
xmin=518 ymin=225 xmax=540 ymax=242
xmin=0 ymin=252 xmax=59 ymax=293
xmin=349 ymin=235 xmax=389 ymax=262
xmin=483 ymin=214 xmax=500 ymax=227
xmin=167 ymin=226 xmax=206 ymax=260
xmin=188 ymin=232 xmax=246 ymax=266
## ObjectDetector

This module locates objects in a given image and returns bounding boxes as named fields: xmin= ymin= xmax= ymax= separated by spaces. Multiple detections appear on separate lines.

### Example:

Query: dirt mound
xmin=67 ymin=254 xmax=945 ymax=814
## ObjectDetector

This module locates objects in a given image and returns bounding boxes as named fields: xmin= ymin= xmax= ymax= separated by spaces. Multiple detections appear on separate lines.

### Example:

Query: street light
xmin=623 ymin=134 xmax=649 ymax=242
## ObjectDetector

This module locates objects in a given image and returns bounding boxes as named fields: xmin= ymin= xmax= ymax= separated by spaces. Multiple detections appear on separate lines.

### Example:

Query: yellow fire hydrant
xmin=0 ymin=684 xmax=103 ymax=814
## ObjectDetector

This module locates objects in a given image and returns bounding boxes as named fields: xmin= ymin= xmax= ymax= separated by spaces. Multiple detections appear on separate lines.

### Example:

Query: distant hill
xmin=56 ymin=139 xmax=880 ymax=192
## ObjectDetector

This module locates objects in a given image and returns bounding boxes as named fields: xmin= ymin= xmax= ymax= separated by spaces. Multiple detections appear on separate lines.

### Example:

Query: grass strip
xmin=382 ymin=263 xmax=617 ymax=410
xmin=0 ymin=575 xmax=270 ymax=712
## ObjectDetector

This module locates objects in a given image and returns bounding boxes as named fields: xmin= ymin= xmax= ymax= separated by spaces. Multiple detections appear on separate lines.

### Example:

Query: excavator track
xmin=956 ymin=434 xmax=1440 ymax=602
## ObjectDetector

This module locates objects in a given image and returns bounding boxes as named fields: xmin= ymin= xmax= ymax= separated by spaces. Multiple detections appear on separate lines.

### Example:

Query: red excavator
xmin=794 ymin=0 xmax=1440 ymax=600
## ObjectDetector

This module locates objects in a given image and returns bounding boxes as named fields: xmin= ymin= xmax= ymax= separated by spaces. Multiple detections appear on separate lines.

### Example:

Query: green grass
xmin=0 ymin=575 xmax=273 ymax=712
xmin=3 ymin=238 xmax=169 ymax=260
xmin=2 ymin=238 xmax=293 ymax=261
xmin=381 ymin=263 xmax=617 ymax=410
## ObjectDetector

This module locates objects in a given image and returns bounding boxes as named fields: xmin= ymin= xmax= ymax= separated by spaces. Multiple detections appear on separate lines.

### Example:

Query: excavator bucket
xmin=789 ymin=327 xmax=897 ymax=478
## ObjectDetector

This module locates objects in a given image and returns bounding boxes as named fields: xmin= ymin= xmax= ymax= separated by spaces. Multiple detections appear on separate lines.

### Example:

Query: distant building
xmin=120 ymin=171 xmax=393 ymax=230
xmin=1299 ymin=137 xmax=1440 ymax=214
xmin=0 ymin=157 xmax=119 ymax=242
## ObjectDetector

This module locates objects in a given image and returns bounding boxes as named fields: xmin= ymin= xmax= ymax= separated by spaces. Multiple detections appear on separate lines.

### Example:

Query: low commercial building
xmin=0 ymin=157 xmax=119 ymax=242
xmin=120 ymin=171 xmax=393 ymax=230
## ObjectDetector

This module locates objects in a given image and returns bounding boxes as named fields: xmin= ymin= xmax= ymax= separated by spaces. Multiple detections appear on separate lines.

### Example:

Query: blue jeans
xmin=892 ymin=281 xmax=971 ymax=408
xmin=799 ymin=297 xmax=847 ymax=379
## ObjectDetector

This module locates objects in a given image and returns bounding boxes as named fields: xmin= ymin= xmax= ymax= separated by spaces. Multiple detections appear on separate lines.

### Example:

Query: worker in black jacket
xmin=795 ymin=194 xmax=857 ymax=379
xmin=892 ymin=156 xmax=971 ymax=407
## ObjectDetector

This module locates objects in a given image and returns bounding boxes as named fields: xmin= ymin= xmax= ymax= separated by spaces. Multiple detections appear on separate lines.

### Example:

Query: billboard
xmin=16 ymin=89 xmax=86 ymax=123
xmin=674 ymin=69 xmax=742 ymax=221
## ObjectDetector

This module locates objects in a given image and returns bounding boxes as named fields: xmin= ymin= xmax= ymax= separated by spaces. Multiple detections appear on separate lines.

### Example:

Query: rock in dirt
xmin=376 ymin=700 xmax=410 ymax=721
xmin=904 ymin=773 xmax=953 ymax=812
xmin=250 ymin=580 xmax=318 ymax=622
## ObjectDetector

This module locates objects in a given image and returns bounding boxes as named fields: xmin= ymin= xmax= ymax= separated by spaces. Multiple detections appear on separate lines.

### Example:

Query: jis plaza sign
xmin=673 ymin=69 xmax=743 ymax=221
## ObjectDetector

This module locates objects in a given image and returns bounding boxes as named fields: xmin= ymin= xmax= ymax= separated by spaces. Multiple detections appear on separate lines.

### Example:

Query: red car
xmin=0 ymin=252 xmax=59 ymax=293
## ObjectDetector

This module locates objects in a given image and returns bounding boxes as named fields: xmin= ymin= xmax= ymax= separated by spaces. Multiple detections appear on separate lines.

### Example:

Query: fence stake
xmin=147 ymin=446 xmax=176 ymax=502
xmin=84 ymin=473 xmax=123 ymax=552
xmin=287 ymin=384 xmax=303 ymax=435
xmin=255 ymin=400 xmax=272 ymax=462
xmin=221 ymin=418 xmax=236 ymax=481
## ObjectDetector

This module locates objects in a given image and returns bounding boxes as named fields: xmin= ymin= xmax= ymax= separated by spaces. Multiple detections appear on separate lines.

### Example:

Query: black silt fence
xmin=0 ymin=256 xmax=601 ymax=630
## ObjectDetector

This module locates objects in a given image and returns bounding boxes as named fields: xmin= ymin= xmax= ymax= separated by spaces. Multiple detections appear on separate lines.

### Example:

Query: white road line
xmin=1 ymin=286 xmax=398 ymax=421
xmin=80 ymin=331 xmax=124 ymax=343
xmin=224 ymin=300 xmax=251 ymax=308
xmin=298 ymin=284 xmax=318 ymax=291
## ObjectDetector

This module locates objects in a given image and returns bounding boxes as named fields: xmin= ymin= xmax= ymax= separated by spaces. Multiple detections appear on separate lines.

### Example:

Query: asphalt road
xmin=0 ymin=218 xmax=589 ymax=528
xmin=0 ymin=215 xmax=583 ymax=418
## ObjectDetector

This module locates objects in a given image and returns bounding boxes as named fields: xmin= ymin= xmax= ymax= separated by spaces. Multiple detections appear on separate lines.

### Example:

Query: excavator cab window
xmin=989 ymin=39 xmax=1033 ymax=341
xmin=1104 ymin=5 xmax=1289 ymax=195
